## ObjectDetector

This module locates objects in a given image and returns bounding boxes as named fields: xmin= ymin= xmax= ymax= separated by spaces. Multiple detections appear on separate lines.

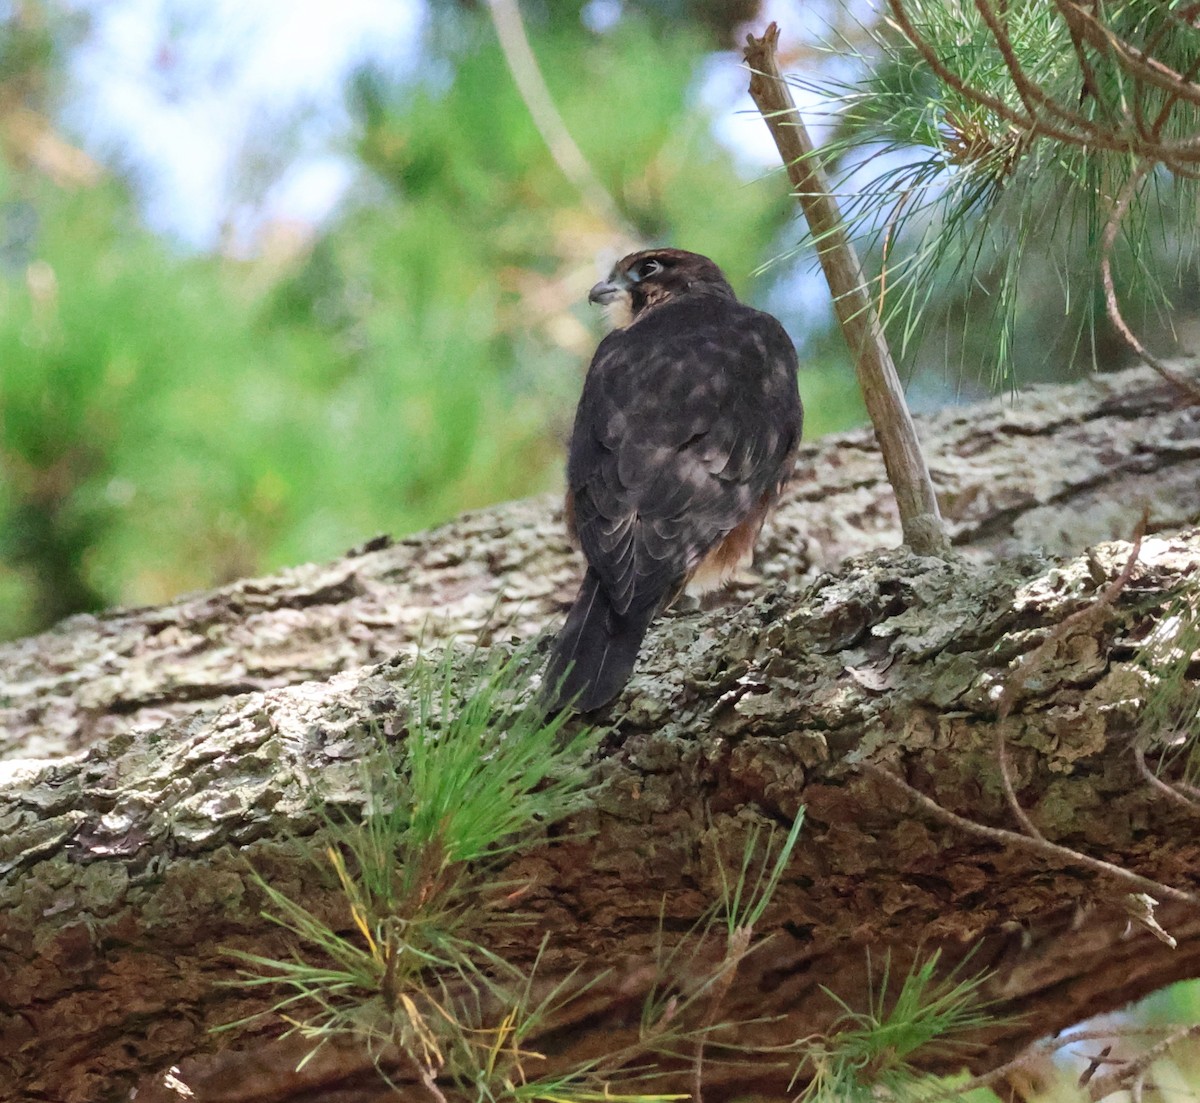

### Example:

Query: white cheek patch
xmin=603 ymin=291 xmax=634 ymax=330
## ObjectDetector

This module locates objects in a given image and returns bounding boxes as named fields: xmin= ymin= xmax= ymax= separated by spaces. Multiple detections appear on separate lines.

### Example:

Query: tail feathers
xmin=544 ymin=570 xmax=657 ymax=713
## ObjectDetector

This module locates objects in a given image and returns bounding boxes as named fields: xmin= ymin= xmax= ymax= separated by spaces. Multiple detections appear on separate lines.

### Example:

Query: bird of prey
xmin=544 ymin=248 xmax=803 ymax=712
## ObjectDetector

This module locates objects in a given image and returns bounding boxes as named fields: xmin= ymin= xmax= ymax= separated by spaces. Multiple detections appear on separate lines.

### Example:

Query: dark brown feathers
xmin=546 ymin=249 xmax=803 ymax=713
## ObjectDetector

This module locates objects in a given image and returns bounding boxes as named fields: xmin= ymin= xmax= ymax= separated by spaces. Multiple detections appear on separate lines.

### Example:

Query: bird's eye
xmin=636 ymin=258 xmax=664 ymax=280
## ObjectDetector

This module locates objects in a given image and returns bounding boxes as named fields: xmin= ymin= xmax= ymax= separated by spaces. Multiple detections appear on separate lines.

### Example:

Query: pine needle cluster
xmin=803 ymin=1 xmax=1200 ymax=386
xmin=221 ymin=646 xmax=997 ymax=1101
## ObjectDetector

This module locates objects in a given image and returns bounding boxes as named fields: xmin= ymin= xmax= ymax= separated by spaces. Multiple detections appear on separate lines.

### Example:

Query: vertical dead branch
xmin=743 ymin=23 xmax=948 ymax=555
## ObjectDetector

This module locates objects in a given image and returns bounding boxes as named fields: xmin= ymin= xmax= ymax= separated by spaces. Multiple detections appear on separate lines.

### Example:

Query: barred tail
xmin=544 ymin=569 xmax=656 ymax=713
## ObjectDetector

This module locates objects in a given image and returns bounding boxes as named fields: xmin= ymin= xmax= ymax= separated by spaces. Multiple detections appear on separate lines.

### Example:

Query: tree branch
xmin=4 ymin=359 xmax=1199 ymax=764
xmin=860 ymin=764 xmax=1198 ymax=907
xmin=4 ymin=481 xmax=1200 ymax=1099
xmin=743 ymin=22 xmax=948 ymax=555
xmin=1101 ymin=164 xmax=1200 ymax=403
xmin=1086 ymin=1022 xmax=1200 ymax=1100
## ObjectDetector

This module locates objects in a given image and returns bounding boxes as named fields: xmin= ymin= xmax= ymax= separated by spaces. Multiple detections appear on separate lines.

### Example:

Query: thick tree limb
xmin=1 ymin=361 xmax=1200 ymax=1103
xmin=3 ymin=360 xmax=1196 ymax=765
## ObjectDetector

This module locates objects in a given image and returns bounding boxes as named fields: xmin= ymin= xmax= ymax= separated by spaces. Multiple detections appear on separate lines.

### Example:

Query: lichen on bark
xmin=1 ymin=361 xmax=1199 ymax=1103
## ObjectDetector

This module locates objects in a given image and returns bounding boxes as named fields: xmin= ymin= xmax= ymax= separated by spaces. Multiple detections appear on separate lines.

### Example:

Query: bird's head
xmin=588 ymin=248 xmax=736 ymax=329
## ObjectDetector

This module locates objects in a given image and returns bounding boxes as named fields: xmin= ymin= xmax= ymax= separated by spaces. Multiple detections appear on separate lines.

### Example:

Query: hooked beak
xmin=588 ymin=279 xmax=622 ymax=305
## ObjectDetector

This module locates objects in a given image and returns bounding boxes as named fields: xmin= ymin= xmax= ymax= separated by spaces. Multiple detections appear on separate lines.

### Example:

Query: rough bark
xmin=1 ymin=361 xmax=1199 ymax=1103
xmin=3 ymin=361 xmax=1197 ymax=765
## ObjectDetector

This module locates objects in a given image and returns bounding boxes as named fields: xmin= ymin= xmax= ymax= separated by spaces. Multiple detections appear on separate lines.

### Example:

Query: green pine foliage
xmin=228 ymin=664 xmax=999 ymax=1103
xmin=810 ymin=0 xmax=1200 ymax=388
xmin=791 ymin=950 xmax=996 ymax=1103
xmin=225 ymin=646 xmax=819 ymax=1099
xmin=224 ymin=646 xmax=687 ymax=1101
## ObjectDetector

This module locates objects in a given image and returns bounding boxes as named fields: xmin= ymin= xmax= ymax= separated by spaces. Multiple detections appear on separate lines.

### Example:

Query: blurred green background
xmin=1 ymin=0 xmax=1193 ymax=642
xmin=0 ymin=0 xmax=875 ymax=641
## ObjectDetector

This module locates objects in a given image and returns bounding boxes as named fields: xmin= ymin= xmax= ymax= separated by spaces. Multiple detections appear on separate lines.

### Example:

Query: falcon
xmin=544 ymin=248 xmax=803 ymax=712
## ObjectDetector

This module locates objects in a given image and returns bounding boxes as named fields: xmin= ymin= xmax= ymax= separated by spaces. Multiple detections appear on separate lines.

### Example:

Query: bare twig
xmin=1085 ymin=1022 xmax=1200 ymax=1100
xmin=1151 ymin=50 xmax=1200 ymax=141
xmin=993 ymin=723 xmax=1046 ymax=840
xmin=992 ymin=515 xmax=1195 ymax=842
xmin=861 ymin=763 xmax=1199 ymax=906
xmin=997 ymin=513 xmax=1148 ymax=724
xmin=913 ymin=1026 xmax=1182 ymax=1103
xmin=486 ymin=0 xmax=635 ymax=242
xmin=1053 ymin=0 xmax=1104 ymax=106
xmin=1101 ymin=165 xmax=1200 ymax=402
xmin=743 ymin=23 xmax=947 ymax=555
xmin=1078 ymin=1044 xmax=1115 ymax=1086
xmin=1134 ymin=745 xmax=1200 ymax=814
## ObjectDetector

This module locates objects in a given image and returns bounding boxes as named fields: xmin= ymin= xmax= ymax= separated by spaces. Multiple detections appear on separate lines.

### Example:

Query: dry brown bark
xmin=1 ymin=361 xmax=1199 ymax=1103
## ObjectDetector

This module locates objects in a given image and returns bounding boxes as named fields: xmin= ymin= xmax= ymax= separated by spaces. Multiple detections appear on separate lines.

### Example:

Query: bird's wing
xmin=568 ymin=298 xmax=801 ymax=617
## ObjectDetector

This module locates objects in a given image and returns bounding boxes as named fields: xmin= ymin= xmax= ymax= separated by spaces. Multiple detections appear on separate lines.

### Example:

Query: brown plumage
xmin=544 ymin=248 xmax=803 ymax=712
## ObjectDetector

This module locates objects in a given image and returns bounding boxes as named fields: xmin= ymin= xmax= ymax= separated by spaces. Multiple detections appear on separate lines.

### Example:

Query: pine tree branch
xmin=743 ymin=22 xmax=948 ymax=556
xmin=889 ymin=0 xmax=1200 ymax=171
xmin=1101 ymin=164 xmax=1200 ymax=403
xmin=861 ymin=763 xmax=1199 ymax=907
xmin=5 ymin=384 xmax=1200 ymax=1101
xmin=1085 ymin=1022 xmax=1200 ymax=1100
